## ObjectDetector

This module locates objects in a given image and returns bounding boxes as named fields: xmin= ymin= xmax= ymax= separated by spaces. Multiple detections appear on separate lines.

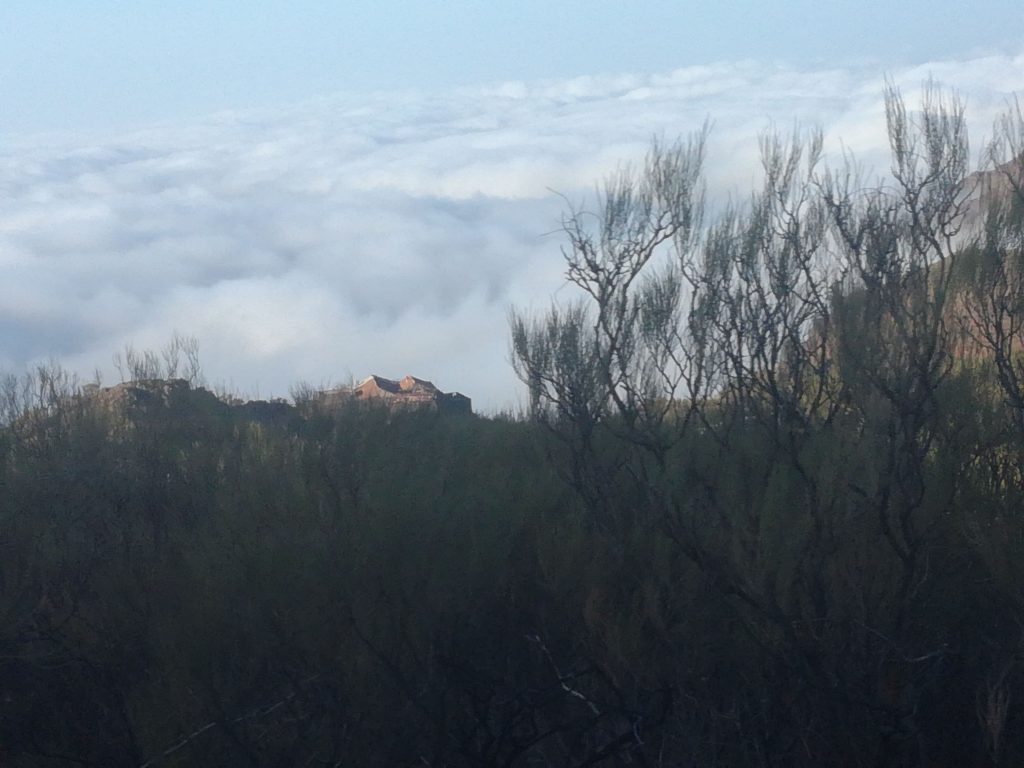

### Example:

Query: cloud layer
xmin=2 ymin=54 xmax=1023 ymax=410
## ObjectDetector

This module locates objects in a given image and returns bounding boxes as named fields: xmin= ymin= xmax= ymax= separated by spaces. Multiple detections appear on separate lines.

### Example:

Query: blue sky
xmin=0 ymin=5 xmax=1022 ymax=409
xmin=1 ymin=1 xmax=1022 ymax=135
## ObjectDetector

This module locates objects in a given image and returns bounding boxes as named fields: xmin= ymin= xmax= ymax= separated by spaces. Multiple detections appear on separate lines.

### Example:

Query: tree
xmin=510 ymin=85 xmax=1017 ymax=766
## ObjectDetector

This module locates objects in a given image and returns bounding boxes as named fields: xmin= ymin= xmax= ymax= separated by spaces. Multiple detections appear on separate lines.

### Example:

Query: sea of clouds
xmin=2 ymin=53 xmax=1023 ymax=411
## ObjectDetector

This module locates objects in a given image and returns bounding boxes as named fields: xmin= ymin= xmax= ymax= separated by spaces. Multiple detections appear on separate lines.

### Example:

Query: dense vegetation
xmin=3 ymin=87 xmax=1024 ymax=766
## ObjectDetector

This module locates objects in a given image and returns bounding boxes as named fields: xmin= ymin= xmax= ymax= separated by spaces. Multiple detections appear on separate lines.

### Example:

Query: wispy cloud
xmin=2 ymin=53 xmax=1023 ymax=409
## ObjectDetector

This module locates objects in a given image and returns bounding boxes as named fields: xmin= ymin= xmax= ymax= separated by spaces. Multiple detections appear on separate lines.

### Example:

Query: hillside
xmin=4 ymin=91 xmax=1024 ymax=767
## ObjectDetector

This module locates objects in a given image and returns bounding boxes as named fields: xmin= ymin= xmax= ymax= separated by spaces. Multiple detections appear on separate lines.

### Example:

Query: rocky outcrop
xmin=320 ymin=375 xmax=472 ymax=414
xmin=83 ymin=374 xmax=472 ymax=423
xmin=960 ymin=157 xmax=1024 ymax=234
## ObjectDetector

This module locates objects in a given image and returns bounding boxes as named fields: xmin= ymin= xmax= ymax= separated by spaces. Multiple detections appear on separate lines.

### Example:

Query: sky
xmin=1 ymin=2 xmax=1023 ymax=136
xmin=1 ymin=4 xmax=1023 ymax=410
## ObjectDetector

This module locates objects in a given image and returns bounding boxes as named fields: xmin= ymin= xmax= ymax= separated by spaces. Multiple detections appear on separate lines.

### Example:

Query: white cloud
xmin=2 ymin=53 xmax=1023 ymax=410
